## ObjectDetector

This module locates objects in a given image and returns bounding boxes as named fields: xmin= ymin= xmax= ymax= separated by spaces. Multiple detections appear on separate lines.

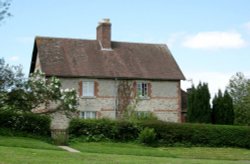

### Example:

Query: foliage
xmin=0 ymin=58 xmax=79 ymax=115
xmin=227 ymin=72 xmax=250 ymax=125
xmin=212 ymin=89 xmax=234 ymax=125
xmin=0 ymin=0 xmax=12 ymax=23
xmin=69 ymin=118 xmax=139 ymax=141
xmin=27 ymin=71 xmax=79 ymax=115
xmin=0 ymin=111 xmax=51 ymax=137
xmin=187 ymin=82 xmax=211 ymax=123
xmin=138 ymin=127 xmax=156 ymax=144
xmin=123 ymin=101 xmax=158 ymax=122
xmin=0 ymin=58 xmax=24 ymax=91
xmin=0 ymin=58 xmax=25 ymax=111
xmin=140 ymin=120 xmax=250 ymax=148
xmin=69 ymin=118 xmax=250 ymax=148
xmin=117 ymin=80 xmax=135 ymax=118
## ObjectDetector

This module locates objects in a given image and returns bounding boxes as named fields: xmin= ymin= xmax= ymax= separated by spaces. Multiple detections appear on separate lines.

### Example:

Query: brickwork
xmin=96 ymin=20 xmax=111 ymax=49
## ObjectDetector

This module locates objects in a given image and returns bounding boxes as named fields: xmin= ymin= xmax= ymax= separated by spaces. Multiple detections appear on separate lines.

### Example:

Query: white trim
xmin=80 ymin=111 xmax=97 ymax=119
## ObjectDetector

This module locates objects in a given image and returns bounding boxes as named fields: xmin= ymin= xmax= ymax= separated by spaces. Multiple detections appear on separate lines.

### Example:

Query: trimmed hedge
xmin=0 ymin=111 xmax=51 ymax=137
xmin=139 ymin=120 xmax=250 ymax=148
xmin=69 ymin=119 xmax=250 ymax=148
xmin=69 ymin=119 xmax=139 ymax=141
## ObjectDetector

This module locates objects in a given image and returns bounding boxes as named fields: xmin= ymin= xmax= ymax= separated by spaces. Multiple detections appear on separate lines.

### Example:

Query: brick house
xmin=29 ymin=19 xmax=185 ymax=128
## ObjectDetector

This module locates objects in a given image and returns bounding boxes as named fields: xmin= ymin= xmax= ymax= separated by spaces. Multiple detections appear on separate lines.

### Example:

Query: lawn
xmin=0 ymin=136 xmax=249 ymax=164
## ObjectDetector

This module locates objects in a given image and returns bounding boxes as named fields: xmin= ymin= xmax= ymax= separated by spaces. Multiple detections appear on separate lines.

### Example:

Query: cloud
xmin=8 ymin=56 xmax=20 ymax=62
xmin=166 ymin=32 xmax=186 ymax=48
xmin=244 ymin=22 xmax=250 ymax=33
xmin=182 ymin=31 xmax=246 ymax=49
xmin=181 ymin=71 xmax=234 ymax=98
xmin=182 ymin=71 xmax=250 ymax=99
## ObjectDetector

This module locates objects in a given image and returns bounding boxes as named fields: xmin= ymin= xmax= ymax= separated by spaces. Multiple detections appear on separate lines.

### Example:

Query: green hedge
xmin=69 ymin=119 xmax=139 ymax=141
xmin=140 ymin=120 xmax=250 ymax=148
xmin=69 ymin=119 xmax=250 ymax=148
xmin=0 ymin=111 xmax=51 ymax=137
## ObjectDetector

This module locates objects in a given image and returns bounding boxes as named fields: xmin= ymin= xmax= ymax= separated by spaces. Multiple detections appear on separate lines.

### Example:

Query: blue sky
xmin=1 ymin=0 xmax=250 ymax=96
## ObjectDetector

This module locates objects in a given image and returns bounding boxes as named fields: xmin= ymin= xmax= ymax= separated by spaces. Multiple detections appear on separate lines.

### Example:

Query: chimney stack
xmin=97 ymin=18 xmax=112 ymax=50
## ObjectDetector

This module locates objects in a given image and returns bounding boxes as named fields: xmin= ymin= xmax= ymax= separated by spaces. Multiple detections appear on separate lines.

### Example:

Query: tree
xmin=223 ymin=90 xmax=234 ymax=124
xmin=27 ymin=71 xmax=79 ymax=114
xmin=227 ymin=72 xmax=250 ymax=125
xmin=0 ymin=58 xmax=79 ymax=116
xmin=0 ymin=58 xmax=25 ymax=111
xmin=187 ymin=82 xmax=211 ymax=123
xmin=212 ymin=89 xmax=234 ymax=125
xmin=0 ymin=0 xmax=12 ymax=23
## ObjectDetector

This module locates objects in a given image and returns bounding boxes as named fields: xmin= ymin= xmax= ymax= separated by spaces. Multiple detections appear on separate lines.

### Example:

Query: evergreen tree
xmin=212 ymin=90 xmax=223 ymax=124
xmin=187 ymin=82 xmax=211 ymax=123
xmin=223 ymin=90 xmax=234 ymax=124
xmin=187 ymin=85 xmax=196 ymax=122
xmin=212 ymin=90 xmax=234 ymax=125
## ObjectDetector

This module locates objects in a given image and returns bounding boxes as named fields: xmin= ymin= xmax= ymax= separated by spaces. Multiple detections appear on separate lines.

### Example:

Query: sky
xmin=1 ymin=0 xmax=250 ymax=97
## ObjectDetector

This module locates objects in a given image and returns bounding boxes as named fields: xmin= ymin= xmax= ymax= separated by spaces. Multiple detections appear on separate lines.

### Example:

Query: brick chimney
xmin=97 ymin=18 xmax=112 ymax=50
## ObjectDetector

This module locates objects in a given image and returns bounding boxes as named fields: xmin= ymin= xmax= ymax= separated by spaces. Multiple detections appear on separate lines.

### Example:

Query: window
xmin=136 ymin=111 xmax=150 ymax=117
xmin=137 ymin=82 xmax=148 ymax=98
xmin=82 ymin=81 xmax=94 ymax=97
xmin=80 ymin=111 xmax=96 ymax=119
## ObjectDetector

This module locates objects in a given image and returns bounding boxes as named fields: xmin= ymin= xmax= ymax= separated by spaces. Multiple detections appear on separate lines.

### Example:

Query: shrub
xmin=139 ymin=120 xmax=250 ymax=148
xmin=0 ymin=111 xmax=51 ymax=137
xmin=138 ymin=127 xmax=156 ymax=145
xmin=69 ymin=118 xmax=139 ymax=141
xmin=69 ymin=118 xmax=250 ymax=148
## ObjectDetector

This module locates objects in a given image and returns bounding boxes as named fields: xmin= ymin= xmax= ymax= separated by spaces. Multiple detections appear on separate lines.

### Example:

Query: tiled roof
xmin=30 ymin=36 xmax=185 ymax=80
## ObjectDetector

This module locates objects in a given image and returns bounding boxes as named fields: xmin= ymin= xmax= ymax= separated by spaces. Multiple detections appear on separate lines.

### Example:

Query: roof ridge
xmin=35 ymin=36 xmax=96 ymax=42
xmin=35 ymin=36 xmax=167 ymax=46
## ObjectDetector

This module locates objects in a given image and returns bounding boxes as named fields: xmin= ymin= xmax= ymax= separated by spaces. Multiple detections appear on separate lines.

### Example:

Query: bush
xmin=69 ymin=118 xmax=139 ymax=141
xmin=139 ymin=120 xmax=250 ymax=148
xmin=0 ymin=111 xmax=51 ymax=137
xmin=69 ymin=118 xmax=250 ymax=148
xmin=138 ymin=127 xmax=156 ymax=145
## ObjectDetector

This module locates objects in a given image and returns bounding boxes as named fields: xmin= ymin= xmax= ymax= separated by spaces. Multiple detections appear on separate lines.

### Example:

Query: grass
xmin=70 ymin=142 xmax=250 ymax=161
xmin=0 ymin=136 xmax=60 ymax=150
xmin=0 ymin=136 xmax=250 ymax=164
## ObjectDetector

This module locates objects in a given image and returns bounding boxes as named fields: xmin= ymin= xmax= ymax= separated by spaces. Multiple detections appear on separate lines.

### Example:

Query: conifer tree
xmin=223 ymin=90 xmax=234 ymax=124
xmin=212 ymin=89 xmax=234 ymax=125
xmin=187 ymin=82 xmax=211 ymax=123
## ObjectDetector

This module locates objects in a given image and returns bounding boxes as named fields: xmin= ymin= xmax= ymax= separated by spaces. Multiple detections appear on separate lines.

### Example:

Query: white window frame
xmin=137 ymin=81 xmax=149 ymax=98
xmin=82 ymin=81 xmax=95 ymax=97
xmin=80 ymin=111 xmax=97 ymax=119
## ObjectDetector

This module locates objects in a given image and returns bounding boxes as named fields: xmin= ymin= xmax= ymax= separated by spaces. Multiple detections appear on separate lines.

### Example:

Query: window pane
xmin=88 ymin=82 xmax=94 ymax=96
xmin=80 ymin=111 xmax=96 ymax=119
xmin=80 ymin=112 xmax=85 ymax=118
xmin=85 ymin=111 xmax=91 ymax=118
xmin=137 ymin=82 xmax=148 ymax=97
xmin=82 ymin=81 xmax=94 ymax=96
